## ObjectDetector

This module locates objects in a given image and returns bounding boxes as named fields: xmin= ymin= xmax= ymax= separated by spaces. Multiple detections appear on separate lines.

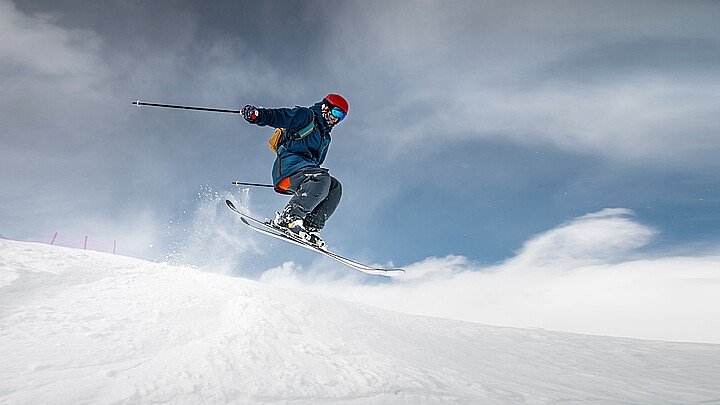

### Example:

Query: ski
xmin=226 ymin=200 xmax=405 ymax=276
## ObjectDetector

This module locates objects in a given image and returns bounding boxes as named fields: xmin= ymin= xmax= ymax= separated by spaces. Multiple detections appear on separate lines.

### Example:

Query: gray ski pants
xmin=284 ymin=167 xmax=342 ymax=231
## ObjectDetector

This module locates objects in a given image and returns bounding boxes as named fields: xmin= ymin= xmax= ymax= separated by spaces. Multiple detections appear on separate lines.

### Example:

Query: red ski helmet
xmin=323 ymin=93 xmax=348 ymax=114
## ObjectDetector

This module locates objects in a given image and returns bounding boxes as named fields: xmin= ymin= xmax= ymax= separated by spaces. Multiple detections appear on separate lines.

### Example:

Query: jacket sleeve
xmin=253 ymin=106 xmax=314 ymax=133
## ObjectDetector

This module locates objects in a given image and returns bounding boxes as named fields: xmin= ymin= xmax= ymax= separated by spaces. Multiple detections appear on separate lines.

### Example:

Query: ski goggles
xmin=330 ymin=106 xmax=347 ymax=122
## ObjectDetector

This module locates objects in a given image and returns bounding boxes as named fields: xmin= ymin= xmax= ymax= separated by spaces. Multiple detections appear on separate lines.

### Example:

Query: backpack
xmin=268 ymin=119 xmax=315 ymax=154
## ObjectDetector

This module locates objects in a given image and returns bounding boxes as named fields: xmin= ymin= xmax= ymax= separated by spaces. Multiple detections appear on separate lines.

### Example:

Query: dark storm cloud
xmin=317 ymin=0 xmax=720 ymax=165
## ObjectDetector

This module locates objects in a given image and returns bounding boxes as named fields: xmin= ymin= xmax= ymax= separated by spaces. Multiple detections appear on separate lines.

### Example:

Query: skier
xmin=240 ymin=94 xmax=349 ymax=249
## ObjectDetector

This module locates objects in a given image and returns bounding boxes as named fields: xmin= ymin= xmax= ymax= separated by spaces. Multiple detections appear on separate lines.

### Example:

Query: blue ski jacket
xmin=251 ymin=101 xmax=332 ymax=188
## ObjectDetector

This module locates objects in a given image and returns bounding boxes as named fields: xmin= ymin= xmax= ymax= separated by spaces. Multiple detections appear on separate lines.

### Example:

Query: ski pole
xmin=132 ymin=100 xmax=241 ymax=114
xmin=232 ymin=181 xmax=275 ymax=188
xmin=232 ymin=181 xmax=297 ymax=195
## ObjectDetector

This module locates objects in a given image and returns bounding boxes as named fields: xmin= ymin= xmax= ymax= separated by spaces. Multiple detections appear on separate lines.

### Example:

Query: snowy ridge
xmin=1 ymin=239 xmax=719 ymax=404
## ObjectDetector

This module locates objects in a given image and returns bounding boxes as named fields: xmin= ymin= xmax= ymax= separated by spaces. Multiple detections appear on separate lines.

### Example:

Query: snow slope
xmin=1 ymin=239 xmax=719 ymax=404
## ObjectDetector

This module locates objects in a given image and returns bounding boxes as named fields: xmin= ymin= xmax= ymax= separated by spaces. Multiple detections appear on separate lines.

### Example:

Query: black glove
xmin=242 ymin=105 xmax=259 ymax=122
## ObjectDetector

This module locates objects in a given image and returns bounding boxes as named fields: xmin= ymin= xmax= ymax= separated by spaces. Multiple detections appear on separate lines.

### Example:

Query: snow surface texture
xmin=1 ymin=239 xmax=720 ymax=404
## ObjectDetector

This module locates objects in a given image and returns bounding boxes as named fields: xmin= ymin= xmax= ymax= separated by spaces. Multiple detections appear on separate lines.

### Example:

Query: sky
xmin=2 ymin=0 xmax=720 ymax=335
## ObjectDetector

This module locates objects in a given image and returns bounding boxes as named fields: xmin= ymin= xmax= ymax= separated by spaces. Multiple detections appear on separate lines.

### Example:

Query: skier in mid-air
xmin=240 ymin=94 xmax=349 ymax=249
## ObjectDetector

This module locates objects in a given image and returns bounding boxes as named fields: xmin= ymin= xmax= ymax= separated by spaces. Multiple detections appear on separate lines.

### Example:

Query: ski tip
xmin=225 ymin=199 xmax=236 ymax=209
xmin=363 ymin=268 xmax=405 ymax=276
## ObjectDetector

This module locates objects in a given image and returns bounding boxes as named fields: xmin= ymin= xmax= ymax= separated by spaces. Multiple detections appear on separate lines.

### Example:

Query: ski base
xmin=226 ymin=200 xmax=405 ymax=276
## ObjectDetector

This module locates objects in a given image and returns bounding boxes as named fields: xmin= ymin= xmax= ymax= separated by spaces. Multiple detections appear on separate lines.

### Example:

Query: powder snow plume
xmin=163 ymin=186 xmax=262 ymax=276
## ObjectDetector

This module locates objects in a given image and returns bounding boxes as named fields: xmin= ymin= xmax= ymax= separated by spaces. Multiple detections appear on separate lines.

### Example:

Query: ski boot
xmin=304 ymin=225 xmax=326 ymax=250
xmin=271 ymin=211 xmax=326 ymax=249
xmin=271 ymin=211 xmax=305 ymax=236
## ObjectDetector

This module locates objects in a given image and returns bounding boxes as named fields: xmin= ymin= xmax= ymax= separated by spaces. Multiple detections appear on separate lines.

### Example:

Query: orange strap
xmin=274 ymin=177 xmax=292 ymax=194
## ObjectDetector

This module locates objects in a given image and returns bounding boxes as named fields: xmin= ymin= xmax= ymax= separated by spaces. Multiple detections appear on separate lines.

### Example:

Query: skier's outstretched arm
xmin=241 ymin=105 xmax=312 ymax=132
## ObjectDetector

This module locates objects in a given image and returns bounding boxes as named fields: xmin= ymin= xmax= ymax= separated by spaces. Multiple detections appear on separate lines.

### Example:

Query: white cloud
xmin=0 ymin=0 xmax=101 ymax=76
xmin=447 ymin=78 xmax=718 ymax=163
xmin=0 ymin=0 xmax=107 ymax=113
xmin=260 ymin=208 xmax=720 ymax=344
xmin=506 ymin=208 xmax=656 ymax=270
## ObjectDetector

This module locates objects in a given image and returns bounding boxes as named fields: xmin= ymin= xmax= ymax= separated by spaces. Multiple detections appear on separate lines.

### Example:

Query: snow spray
xmin=163 ymin=186 xmax=261 ymax=276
